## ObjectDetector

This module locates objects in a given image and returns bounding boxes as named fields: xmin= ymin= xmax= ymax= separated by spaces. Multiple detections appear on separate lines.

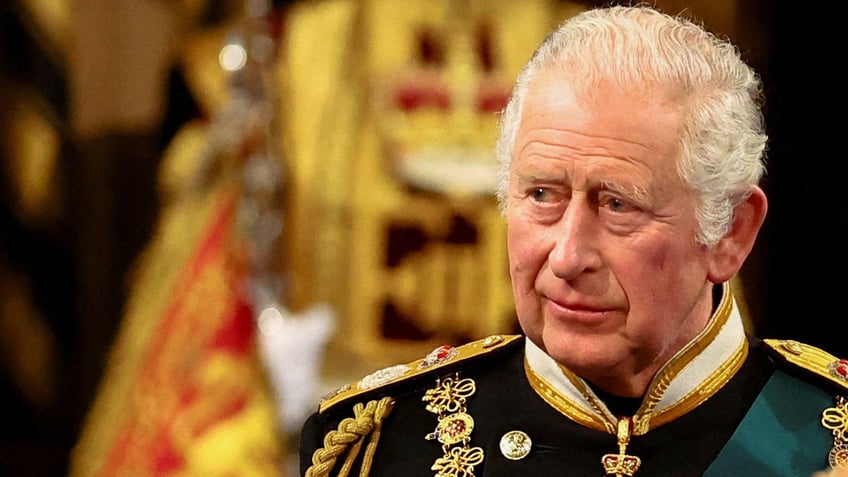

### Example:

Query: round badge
xmin=829 ymin=443 xmax=848 ymax=469
xmin=499 ymin=430 xmax=532 ymax=460
xmin=436 ymin=412 xmax=475 ymax=445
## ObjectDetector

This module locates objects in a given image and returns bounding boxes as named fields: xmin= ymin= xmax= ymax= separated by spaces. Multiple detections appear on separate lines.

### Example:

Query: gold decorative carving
xmin=279 ymin=0 xmax=585 ymax=366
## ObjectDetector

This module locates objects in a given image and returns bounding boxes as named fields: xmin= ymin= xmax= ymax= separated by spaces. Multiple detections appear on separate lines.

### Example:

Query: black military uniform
xmin=300 ymin=285 xmax=848 ymax=476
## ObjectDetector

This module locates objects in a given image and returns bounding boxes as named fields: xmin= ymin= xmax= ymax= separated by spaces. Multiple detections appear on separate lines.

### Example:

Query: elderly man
xmin=299 ymin=5 xmax=848 ymax=476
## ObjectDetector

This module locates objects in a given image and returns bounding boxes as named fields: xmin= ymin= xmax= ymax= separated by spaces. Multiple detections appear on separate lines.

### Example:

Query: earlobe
xmin=707 ymin=186 xmax=768 ymax=283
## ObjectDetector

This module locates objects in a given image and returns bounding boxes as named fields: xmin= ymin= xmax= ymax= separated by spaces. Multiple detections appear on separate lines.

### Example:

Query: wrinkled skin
xmin=506 ymin=72 xmax=766 ymax=397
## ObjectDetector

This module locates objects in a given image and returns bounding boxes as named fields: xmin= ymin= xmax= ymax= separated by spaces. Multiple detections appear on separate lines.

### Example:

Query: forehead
xmin=514 ymin=71 xmax=686 ymax=180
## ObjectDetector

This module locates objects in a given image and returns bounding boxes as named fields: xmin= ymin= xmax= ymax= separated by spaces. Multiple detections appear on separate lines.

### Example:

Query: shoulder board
xmin=318 ymin=334 xmax=523 ymax=413
xmin=763 ymin=338 xmax=848 ymax=393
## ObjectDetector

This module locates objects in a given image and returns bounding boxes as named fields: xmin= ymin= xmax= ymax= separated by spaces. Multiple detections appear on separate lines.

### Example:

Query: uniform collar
xmin=524 ymin=281 xmax=748 ymax=435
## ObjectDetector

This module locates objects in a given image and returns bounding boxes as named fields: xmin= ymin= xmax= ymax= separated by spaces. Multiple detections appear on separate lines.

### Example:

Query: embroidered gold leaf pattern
xmin=430 ymin=445 xmax=484 ymax=477
xmin=823 ymin=396 xmax=848 ymax=469
xmin=423 ymin=376 xmax=476 ymax=415
xmin=822 ymin=397 xmax=848 ymax=442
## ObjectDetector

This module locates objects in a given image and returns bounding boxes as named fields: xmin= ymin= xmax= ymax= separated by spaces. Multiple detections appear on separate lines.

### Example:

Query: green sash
xmin=705 ymin=370 xmax=833 ymax=476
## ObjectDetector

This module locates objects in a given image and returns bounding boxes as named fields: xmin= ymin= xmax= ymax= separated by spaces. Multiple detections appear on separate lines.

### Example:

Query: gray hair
xmin=495 ymin=5 xmax=767 ymax=246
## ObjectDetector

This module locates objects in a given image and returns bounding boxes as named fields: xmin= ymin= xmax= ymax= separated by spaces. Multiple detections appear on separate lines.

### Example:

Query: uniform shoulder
xmin=762 ymin=338 xmax=848 ymax=393
xmin=318 ymin=334 xmax=523 ymax=414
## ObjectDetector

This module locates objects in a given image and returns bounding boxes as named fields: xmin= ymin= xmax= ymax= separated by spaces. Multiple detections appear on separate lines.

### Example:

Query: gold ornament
xmin=601 ymin=417 xmax=642 ymax=477
xmin=822 ymin=396 xmax=848 ymax=469
xmin=424 ymin=374 xmax=484 ymax=476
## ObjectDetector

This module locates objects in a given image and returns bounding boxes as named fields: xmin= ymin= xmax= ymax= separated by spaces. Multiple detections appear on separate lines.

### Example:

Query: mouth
xmin=542 ymin=295 xmax=618 ymax=325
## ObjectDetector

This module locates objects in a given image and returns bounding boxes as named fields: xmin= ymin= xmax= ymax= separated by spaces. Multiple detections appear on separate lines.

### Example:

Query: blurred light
xmin=219 ymin=43 xmax=247 ymax=72
xmin=257 ymin=306 xmax=285 ymax=336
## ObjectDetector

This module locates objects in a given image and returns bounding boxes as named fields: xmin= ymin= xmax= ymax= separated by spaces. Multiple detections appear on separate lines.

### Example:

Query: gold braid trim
xmin=306 ymin=397 xmax=395 ymax=477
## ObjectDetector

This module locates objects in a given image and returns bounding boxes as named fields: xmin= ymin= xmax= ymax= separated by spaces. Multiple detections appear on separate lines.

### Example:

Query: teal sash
xmin=704 ymin=370 xmax=833 ymax=476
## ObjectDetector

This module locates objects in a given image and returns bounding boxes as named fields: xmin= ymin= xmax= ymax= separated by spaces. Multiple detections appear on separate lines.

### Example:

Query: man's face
xmin=506 ymin=72 xmax=718 ymax=391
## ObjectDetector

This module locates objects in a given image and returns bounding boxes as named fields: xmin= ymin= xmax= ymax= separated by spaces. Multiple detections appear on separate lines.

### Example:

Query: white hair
xmin=495 ymin=5 xmax=767 ymax=246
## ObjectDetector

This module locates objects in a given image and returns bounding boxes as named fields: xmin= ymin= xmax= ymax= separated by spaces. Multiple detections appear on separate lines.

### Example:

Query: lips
xmin=542 ymin=295 xmax=618 ymax=324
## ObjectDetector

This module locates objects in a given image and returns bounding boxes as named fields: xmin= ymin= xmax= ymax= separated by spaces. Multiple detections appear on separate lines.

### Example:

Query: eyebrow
xmin=600 ymin=180 xmax=652 ymax=207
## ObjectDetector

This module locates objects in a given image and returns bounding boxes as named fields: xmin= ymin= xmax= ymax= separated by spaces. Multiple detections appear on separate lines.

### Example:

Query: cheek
xmin=643 ymin=237 xmax=708 ymax=281
xmin=616 ymin=238 xmax=707 ymax=307
xmin=608 ymin=237 xmax=672 ymax=295
xmin=507 ymin=221 xmax=545 ymax=277
xmin=621 ymin=230 xmax=694 ymax=274
xmin=506 ymin=232 xmax=527 ymax=282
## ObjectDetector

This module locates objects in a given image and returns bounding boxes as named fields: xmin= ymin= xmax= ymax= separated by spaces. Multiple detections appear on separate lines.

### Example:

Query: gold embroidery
xmin=763 ymin=339 xmax=848 ymax=391
xmin=523 ymin=359 xmax=609 ymax=433
xmin=432 ymin=446 xmax=485 ymax=477
xmin=319 ymin=335 xmax=521 ymax=413
xmin=822 ymin=396 xmax=848 ymax=469
xmin=424 ymin=374 xmax=484 ymax=476
xmin=424 ymin=374 xmax=476 ymax=415
xmin=647 ymin=337 xmax=748 ymax=430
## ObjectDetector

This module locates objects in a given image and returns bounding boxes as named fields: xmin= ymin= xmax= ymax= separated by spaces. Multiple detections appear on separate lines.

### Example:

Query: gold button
xmin=500 ymin=430 xmax=532 ymax=460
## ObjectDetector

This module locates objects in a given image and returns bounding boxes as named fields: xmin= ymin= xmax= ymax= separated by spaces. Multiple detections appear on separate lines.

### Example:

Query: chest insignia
xmin=424 ymin=373 xmax=484 ymax=476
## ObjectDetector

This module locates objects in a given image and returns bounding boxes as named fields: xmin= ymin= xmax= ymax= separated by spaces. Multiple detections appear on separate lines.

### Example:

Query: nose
xmin=549 ymin=196 xmax=602 ymax=280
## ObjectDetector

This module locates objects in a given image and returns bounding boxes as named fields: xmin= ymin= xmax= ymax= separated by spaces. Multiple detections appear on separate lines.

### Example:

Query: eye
xmin=530 ymin=187 xmax=551 ymax=203
xmin=598 ymin=194 xmax=637 ymax=213
xmin=529 ymin=186 xmax=567 ymax=206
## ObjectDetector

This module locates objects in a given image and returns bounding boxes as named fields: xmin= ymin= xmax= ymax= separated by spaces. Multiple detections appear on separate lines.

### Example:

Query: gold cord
xmin=359 ymin=397 xmax=394 ymax=476
xmin=305 ymin=396 xmax=396 ymax=477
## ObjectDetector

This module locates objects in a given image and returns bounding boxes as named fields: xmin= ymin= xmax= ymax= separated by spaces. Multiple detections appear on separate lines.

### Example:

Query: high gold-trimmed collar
xmin=525 ymin=282 xmax=748 ymax=435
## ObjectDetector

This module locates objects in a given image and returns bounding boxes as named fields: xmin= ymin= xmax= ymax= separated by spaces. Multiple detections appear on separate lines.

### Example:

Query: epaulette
xmin=763 ymin=338 xmax=848 ymax=393
xmin=318 ymin=334 xmax=523 ymax=413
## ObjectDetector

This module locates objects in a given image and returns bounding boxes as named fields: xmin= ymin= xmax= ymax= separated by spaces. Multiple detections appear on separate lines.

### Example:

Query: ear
xmin=707 ymin=186 xmax=768 ymax=283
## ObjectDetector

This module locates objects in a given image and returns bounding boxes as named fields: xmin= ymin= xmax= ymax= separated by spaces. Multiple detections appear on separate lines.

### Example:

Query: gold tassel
xmin=306 ymin=397 xmax=395 ymax=477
